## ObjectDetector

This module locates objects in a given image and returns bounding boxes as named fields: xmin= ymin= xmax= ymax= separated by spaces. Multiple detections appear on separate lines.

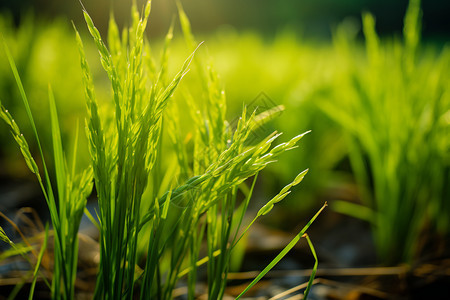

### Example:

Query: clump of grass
xmin=75 ymin=0 xmax=322 ymax=299
xmin=321 ymin=0 xmax=450 ymax=264
xmin=1 ymin=1 xmax=323 ymax=298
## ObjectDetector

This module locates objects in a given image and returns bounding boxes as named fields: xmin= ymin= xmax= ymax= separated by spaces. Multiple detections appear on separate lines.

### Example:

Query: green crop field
xmin=0 ymin=0 xmax=448 ymax=299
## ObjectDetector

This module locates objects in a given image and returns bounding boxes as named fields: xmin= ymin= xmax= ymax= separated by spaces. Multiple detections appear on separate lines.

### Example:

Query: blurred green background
xmin=0 ymin=0 xmax=449 ymax=266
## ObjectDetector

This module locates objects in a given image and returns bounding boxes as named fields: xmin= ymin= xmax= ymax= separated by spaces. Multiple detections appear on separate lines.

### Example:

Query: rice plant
xmin=320 ymin=0 xmax=450 ymax=264
xmin=0 ymin=0 xmax=323 ymax=298
xmin=75 ymin=0 xmax=321 ymax=298
xmin=0 ymin=40 xmax=93 ymax=299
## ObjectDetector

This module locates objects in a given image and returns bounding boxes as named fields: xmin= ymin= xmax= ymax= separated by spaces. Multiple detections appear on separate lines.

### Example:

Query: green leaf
xmin=29 ymin=224 xmax=49 ymax=300
xmin=236 ymin=203 xmax=327 ymax=299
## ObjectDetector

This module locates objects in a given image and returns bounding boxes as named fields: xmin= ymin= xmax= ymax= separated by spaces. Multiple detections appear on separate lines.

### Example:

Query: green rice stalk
xmin=28 ymin=224 xmax=49 ymax=300
xmin=73 ymin=2 xmax=319 ymax=299
xmin=235 ymin=203 xmax=327 ymax=299
xmin=320 ymin=0 xmax=449 ymax=264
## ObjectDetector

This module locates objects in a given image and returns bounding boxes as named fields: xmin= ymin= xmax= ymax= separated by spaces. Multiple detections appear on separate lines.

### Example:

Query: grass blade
xmin=303 ymin=234 xmax=318 ymax=299
xmin=235 ymin=202 xmax=327 ymax=300
xmin=29 ymin=224 xmax=49 ymax=300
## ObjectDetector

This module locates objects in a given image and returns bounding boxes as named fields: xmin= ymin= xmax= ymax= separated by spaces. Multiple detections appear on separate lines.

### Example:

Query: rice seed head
xmin=0 ymin=103 xmax=40 ymax=177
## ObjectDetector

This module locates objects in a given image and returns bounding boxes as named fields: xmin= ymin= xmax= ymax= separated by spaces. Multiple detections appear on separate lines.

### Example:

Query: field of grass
xmin=0 ymin=0 xmax=448 ymax=298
